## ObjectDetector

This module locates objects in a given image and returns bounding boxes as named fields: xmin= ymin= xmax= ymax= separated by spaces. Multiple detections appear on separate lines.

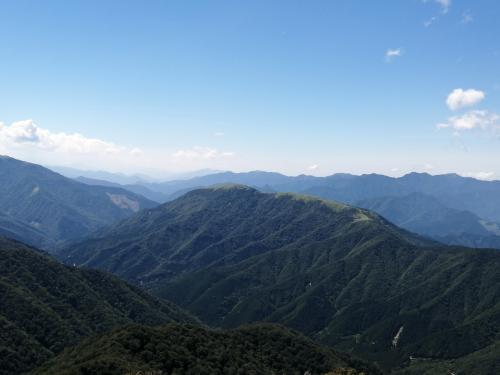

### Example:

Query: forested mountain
xmin=134 ymin=170 xmax=500 ymax=249
xmin=0 ymin=210 xmax=50 ymax=248
xmin=33 ymin=324 xmax=380 ymax=375
xmin=357 ymin=192 xmax=500 ymax=249
xmin=60 ymin=185 xmax=429 ymax=284
xmin=0 ymin=237 xmax=195 ymax=375
xmin=60 ymin=186 xmax=500 ymax=372
xmin=303 ymin=172 xmax=500 ymax=223
xmin=0 ymin=156 xmax=156 ymax=250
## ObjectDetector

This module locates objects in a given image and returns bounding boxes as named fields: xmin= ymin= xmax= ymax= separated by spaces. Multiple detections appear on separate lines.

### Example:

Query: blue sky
xmin=0 ymin=0 xmax=499 ymax=178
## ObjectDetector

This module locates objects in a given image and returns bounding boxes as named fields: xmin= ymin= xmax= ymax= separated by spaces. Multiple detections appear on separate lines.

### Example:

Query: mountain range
xmin=357 ymin=192 xmax=500 ymax=249
xmin=51 ymin=165 xmax=220 ymax=185
xmin=0 ymin=155 xmax=156 ymax=250
xmin=60 ymin=185 xmax=500 ymax=373
xmin=3 ymin=155 xmax=500 ymax=373
xmin=97 ymin=170 xmax=500 ymax=249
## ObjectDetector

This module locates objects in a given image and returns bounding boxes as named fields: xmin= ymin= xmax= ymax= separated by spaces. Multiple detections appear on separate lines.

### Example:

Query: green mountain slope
xmin=138 ymin=170 xmax=500 ymax=249
xmin=33 ymin=324 xmax=380 ymax=375
xmin=61 ymin=185 xmax=429 ymax=285
xmin=58 ymin=186 xmax=500 ymax=371
xmin=0 ymin=237 xmax=196 ymax=375
xmin=75 ymin=176 xmax=171 ymax=203
xmin=0 ymin=210 xmax=50 ymax=248
xmin=392 ymin=341 xmax=500 ymax=375
xmin=0 ymin=155 xmax=156 ymax=250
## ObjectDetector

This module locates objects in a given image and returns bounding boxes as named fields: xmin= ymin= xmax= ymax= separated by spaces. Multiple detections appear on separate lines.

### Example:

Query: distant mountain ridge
xmin=60 ymin=186 xmax=500 ymax=372
xmin=357 ymin=192 xmax=500 ymax=249
xmin=51 ymin=165 xmax=221 ymax=185
xmin=137 ymin=170 xmax=500 ymax=222
xmin=113 ymin=170 xmax=500 ymax=248
xmin=0 ymin=155 xmax=157 ymax=250
xmin=74 ymin=176 xmax=171 ymax=203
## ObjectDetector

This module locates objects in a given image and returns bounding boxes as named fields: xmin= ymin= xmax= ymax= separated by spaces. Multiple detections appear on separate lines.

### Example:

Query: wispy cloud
xmin=437 ymin=110 xmax=500 ymax=131
xmin=423 ymin=0 xmax=452 ymax=27
xmin=172 ymin=146 xmax=234 ymax=160
xmin=446 ymin=88 xmax=486 ymax=110
xmin=435 ymin=0 xmax=451 ymax=14
xmin=424 ymin=16 xmax=439 ymax=28
xmin=385 ymin=48 xmax=403 ymax=62
xmin=461 ymin=10 xmax=473 ymax=24
xmin=307 ymin=164 xmax=319 ymax=171
xmin=213 ymin=131 xmax=225 ymax=137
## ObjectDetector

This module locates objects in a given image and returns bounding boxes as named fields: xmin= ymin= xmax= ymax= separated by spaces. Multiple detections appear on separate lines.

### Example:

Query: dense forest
xmin=0 ymin=237 xmax=195 ymax=374
xmin=33 ymin=324 xmax=380 ymax=375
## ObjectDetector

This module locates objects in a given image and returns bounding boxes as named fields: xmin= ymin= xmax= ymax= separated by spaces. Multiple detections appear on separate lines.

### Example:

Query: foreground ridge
xmin=33 ymin=324 xmax=381 ymax=375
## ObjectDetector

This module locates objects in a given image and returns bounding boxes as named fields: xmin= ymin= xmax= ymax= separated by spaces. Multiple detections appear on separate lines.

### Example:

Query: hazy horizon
xmin=10 ymin=154 xmax=499 ymax=182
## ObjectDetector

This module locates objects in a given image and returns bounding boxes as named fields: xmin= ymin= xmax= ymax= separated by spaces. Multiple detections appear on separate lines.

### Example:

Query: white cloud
xmin=172 ymin=146 xmax=234 ymax=160
xmin=0 ymin=120 xmax=241 ymax=174
xmin=423 ymin=0 xmax=451 ymax=27
xmin=437 ymin=110 xmax=500 ymax=131
xmin=307 ymin=164 xmax=318 ymax=171
xmin=385 ymin=48 xmax=403 ymax=62
xmin=424 ymin=16 xmax=438 ymax=28
xmin=213 ymin=132 xmax=225 ymax=137
xmin=0 ymin=120 xmax=138 ymax=156
xmin=463 ymin=171 xmax=495 ymax=181
xmin=446 ymin=88 xmax=485 ymax=110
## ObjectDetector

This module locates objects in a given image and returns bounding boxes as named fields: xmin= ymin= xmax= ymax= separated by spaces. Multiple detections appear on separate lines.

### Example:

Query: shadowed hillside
xmin=0 ymin=237 xmax=196 ymax=374
xmin=33 ymin=324 xmax=381 ymax=375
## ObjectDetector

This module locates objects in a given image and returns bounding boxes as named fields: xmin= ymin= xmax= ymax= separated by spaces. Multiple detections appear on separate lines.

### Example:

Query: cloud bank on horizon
xmin=0 ymin=120 xmax=235 ymax=174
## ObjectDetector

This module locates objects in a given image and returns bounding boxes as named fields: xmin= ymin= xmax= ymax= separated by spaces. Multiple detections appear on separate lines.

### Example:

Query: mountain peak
xmin=207 ymin=183 xmax=256 ymax=191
